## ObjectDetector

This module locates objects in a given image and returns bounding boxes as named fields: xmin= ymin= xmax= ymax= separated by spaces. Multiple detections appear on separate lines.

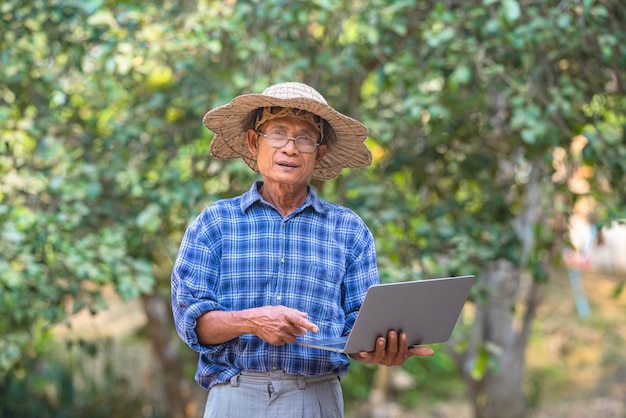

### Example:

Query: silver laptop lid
xmin=341 ymin=275 xmax=475 ymax=353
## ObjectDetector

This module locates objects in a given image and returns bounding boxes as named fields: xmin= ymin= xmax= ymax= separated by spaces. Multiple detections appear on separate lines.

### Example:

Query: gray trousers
xmin=203 ymin=371 xmax=344 ymax=418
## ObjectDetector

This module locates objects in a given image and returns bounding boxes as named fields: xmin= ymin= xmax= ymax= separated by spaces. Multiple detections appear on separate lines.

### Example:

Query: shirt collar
xmin=240 ymin=181 xmax=327 ymax=215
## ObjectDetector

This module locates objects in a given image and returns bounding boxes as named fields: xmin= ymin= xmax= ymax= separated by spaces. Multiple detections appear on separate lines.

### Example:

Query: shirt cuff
xmin=182 ymin=301 xmax=229 ymax=354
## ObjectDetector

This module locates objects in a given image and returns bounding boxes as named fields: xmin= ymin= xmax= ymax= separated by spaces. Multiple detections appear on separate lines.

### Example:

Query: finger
xmin=395 ymin=332 xmax=409 ymax=361
xmin=351 ymin=351 xmax=372 ymax=363
xmin=384 ymin=331 xmax=399 ymax=361
xmin=302 ymin=319 xmax=319 ymax=333
xmin=408 ymin=345 xmax=435 ymax=357
xmin=373 ymin=336 xmax=387 ymax=362
xmin=385 ymin=332 xmax=411 ymax=366
xmin=357 ymin=337 xmax=383 ymax=361
xmin=288 ymin=316 xmax=319 ymax=333
xmin=283 ymin=309 xmax=319 ymax=332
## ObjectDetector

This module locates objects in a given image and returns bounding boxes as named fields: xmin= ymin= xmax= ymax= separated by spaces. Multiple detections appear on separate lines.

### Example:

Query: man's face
xmin=246 ymin=115 xmax=327 ymax=188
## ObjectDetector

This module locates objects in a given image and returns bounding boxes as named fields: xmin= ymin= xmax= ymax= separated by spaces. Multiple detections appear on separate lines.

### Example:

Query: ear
xmin=246 ymin=129 xmax=259 ymax=156
xmin=315 ymin=144 xmax=327 ymax=166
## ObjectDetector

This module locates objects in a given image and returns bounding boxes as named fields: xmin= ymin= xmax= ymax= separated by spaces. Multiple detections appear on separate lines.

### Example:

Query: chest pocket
xmin=296 ymin=263 xmax=345 ymax=333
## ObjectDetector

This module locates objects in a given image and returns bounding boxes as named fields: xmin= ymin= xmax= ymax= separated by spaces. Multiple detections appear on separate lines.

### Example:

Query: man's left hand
xmin=350 ymin=331 xmax=434 ymax=366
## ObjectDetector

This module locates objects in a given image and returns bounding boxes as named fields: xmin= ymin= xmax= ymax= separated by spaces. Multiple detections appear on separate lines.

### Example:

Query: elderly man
xmin=171 ymin=82 xmax=434 ymax=418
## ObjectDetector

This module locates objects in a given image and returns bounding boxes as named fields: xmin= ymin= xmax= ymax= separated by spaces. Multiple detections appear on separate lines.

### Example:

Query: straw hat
xmin=203 ymin=82 xmax=372 ymax=180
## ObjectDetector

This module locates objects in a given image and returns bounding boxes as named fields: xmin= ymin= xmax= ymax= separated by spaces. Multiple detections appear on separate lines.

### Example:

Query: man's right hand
xmin=195 ymin=306 xmax=318 ymax=346
xmin=246 ymin=306 xmax=319 ymax=345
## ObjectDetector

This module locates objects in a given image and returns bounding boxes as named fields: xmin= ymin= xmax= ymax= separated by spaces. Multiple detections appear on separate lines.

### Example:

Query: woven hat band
xmin=254 ymin=107 xmax=324 ymax=138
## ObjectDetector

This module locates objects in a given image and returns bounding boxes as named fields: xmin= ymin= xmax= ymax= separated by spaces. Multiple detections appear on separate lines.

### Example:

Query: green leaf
xmin=135 ymin=203 xmax=161 ymax=233
xmin=451 ymin=65 xmax=472 ymax=86
xmin=470 ymin=347 xmax=489 ymax=380
xmin=501 ymin=0 xmax=521 ymax=23
xmin=61 ymin=0 xmax=105 ymax=15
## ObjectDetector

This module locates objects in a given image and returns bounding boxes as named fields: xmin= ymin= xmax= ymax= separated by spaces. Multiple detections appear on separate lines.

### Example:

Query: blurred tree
xmin=335 ymin=1 xmax=626 ymax=417
xmin=1 ymin=0 xmax=624 ymax=417
xmin=0 ymin=0 xmax=257 ymax=415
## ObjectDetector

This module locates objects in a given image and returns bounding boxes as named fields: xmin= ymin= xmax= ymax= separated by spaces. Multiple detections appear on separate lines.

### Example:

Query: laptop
xmin=297 ymin=275 xmax=475 ymax=353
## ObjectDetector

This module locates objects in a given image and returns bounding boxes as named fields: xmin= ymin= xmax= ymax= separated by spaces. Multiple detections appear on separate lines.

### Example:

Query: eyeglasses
xmin=256 ymin=130 xmax=320 ymax=153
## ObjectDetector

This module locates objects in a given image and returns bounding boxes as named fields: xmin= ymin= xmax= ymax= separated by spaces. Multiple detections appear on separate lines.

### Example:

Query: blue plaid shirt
xmin=171 ymin=181 xmax=379 ymax=390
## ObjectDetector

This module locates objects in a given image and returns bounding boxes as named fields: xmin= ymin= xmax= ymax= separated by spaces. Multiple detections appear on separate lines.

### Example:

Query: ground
xmin=525 ymin=269 xmax=626 ymax=418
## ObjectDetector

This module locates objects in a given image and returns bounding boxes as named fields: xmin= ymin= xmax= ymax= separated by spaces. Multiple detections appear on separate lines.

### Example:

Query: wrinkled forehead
xmin=254 ymin=107 xmax=324 ymax=136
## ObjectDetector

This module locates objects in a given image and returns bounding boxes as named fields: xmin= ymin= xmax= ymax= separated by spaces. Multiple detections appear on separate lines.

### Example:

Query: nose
xmin=281 ymin=137 xmax=299 ymax=153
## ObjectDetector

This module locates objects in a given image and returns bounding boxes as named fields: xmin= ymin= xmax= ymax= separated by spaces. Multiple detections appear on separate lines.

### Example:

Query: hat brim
xmin=204 ymin=94 xmax=371 ymax=181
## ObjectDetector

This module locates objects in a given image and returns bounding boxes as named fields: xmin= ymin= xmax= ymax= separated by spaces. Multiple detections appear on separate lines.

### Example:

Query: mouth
xmin=277 ymin=161 xmax=300 ymax=169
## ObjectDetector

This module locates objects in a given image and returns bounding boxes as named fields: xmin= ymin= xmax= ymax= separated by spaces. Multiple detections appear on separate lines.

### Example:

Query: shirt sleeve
xmin=341 ymin=216 xmax=380 ymax=335
xmin=171 ymin=210 xmax=227 ymax=354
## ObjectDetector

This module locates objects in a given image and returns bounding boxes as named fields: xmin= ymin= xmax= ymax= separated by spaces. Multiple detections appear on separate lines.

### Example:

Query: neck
xmin=259 ymin=182 xmax=308 ymax=216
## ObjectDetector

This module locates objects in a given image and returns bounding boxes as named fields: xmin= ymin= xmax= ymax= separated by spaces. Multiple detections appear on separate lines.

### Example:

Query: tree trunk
xmin=471 ymin=262 xmax=545 ymax=418
xmin=365 ymin=366 xmax=392 ymax=418
xmin=141 ymin=291 xmax=193 ymax=418
xmin=473 ymin=261 xmax=526 ymax=418
xmin=450 ymin=158 xmax=550 ymax=418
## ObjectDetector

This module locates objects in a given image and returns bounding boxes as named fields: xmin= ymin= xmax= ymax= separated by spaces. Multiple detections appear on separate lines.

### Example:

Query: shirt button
xmin=277 ymin=296 xmax=282 ymax=302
